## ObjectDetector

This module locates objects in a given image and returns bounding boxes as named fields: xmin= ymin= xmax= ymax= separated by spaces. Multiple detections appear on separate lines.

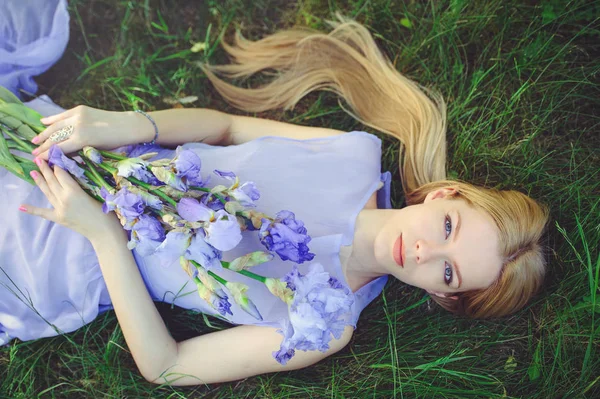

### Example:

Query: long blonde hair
xmin=198 ymin=12 xmax=549 ymax=318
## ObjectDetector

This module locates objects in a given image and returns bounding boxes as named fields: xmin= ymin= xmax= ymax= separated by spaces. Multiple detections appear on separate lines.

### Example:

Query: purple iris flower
xmin=48 ymin=145 xmax=87 ymax=180
xmin=204 ymin=210 xmax=243 ymax=251
xmin=136 ymin=190 xmax=163 ymax=211
xmin=272 ymin=263 xmax=354 ymax=365
xmin=116 ymin=158 xmax=162 ymax=185
xmin=198 ymin=286 xmax=233 ymax=316
xmin=185 ymin=234 xmax=223 ymax=271
xmin=231 ymin=182 xmax=260 ymax=207
xmin=130 ymin=214 xmax=166 ymax=256
xmin=154 ymin=231 xmax=192 ymax=266
xmin=214 ymin=169 xmax=236 ymax=180
xmin=83 ymin=147 xmax=103 ymax=164
xmin=259 ymin=211 xmax=315 ymax=264
xmin=201 ymin=194 xmax=225 ymax=211
xmin=177 ymin=198 xmax=213 ymax=222
xmin=174 ymin=150 xmax=206 ymax=186
xmin=212 ymin=296 xmax=233 ymax=316
xmin=151 ymin=166 xmax=188 ymax=192
xmin=100 ymin=187 xmax=145 ymax=225
xmin=177 ymin=199 xmax=242 ymax=251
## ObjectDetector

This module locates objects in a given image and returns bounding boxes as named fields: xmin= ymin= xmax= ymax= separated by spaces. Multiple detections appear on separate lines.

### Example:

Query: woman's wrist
xmin=88 ymin=216 xmax=127 ymax=247
xmin=126 ymin=111 xmax=158 ymax=144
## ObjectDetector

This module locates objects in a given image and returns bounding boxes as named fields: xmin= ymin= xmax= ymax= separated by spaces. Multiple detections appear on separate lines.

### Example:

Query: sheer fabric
xmin=0 ymin=96 xmax=391 ymax=346
xmin=0 ymin=0 xmax=69 ymax=99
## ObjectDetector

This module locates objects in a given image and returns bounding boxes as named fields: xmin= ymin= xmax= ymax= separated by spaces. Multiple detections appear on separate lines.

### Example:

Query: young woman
xmin=1 ymin=14 xmax=548 ymax=385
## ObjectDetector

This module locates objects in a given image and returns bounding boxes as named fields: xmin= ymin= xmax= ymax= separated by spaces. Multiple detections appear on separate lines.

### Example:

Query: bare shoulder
xmin=148 ymin=324 xmax=354 ymax=386
xmin=227 ymin=114 xmax=345 ymax=145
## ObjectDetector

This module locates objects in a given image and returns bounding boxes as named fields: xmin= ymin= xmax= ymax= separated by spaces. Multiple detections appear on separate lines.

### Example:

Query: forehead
xmin=451 ymin=199 xmax=503 ymax=290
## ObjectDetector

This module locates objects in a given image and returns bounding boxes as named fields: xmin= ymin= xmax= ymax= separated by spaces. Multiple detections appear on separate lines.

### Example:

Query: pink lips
xmin=393 ymin=234 xmax=404 ymax=267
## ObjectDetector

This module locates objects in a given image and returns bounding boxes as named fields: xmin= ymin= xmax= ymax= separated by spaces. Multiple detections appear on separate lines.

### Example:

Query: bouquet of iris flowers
xmin=0 ymin=87 xmax=353 ymax=365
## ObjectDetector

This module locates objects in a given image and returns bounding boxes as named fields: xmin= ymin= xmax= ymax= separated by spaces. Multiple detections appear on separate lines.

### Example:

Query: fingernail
xmin=34 ymin=157 xmax=41 ymax=166
xmin=32 ymin=148 xmax=39 ymax=155
xmin=19 ymin=206 xmax=27 ymax=212
xmin=30 ymin=171 xmax=39 ymax=179
xmin=32 ymin=137 xmax=40 ymax=144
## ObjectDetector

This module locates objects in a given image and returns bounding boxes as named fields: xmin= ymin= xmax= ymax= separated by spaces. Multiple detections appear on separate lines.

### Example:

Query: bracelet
xmin=134 ymin=109 xmax=159 ymax=145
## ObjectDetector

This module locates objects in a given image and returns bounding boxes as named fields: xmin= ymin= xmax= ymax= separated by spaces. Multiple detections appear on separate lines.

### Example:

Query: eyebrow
xmin=452 ymin=210 xmax=463 ymax=289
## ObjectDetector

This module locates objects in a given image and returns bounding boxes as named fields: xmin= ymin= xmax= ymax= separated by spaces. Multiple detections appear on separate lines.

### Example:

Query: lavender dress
xmin=0 ymin=0 xmax=69 ymax=100
xmin=0 ymin=96 xmax=391 ymax=346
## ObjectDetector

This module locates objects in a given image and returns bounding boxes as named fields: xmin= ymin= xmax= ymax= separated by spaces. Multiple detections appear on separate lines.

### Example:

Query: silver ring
xmin=49 ymin=125 xmax=74 ymax=143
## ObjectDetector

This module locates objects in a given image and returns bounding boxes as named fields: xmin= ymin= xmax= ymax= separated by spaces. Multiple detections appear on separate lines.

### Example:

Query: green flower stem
xmin=96 ymin=162 xmax=118 ymax=174
xmin=128 ymin=177 xmax=179 ymax=208
xmin=221 ymin=261 xmax=267 ymax=283
xmin=84 ymin=186 xmax=105 ymax=203
xmin=189 ymin=186 xmax=227 ymax=204
xmin=207 ymin=271 xmax=228 ymax=285
xmin=83 ymin=170 xmax=101 ymax=186
xmin=95 ymin=161 xmax=178 ymax=208
xmin=98 ymin=150 xmax=127 ymax=161
xmin=189 ymin=260 xmax=230 ymax=285
xmin=2 ymin=128 xmax=35 ymax=153
xmin=12 ymin=154 xmax=34 ymax=164
xmin=189 ymin=186 xmax=210 ymax=192
xmin=79 ymin=154 xmax=113 ymax=191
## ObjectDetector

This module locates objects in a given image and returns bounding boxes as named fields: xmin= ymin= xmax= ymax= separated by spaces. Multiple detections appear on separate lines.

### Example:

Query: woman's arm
xmin=142 ymin=108 xmax=344 ymax=147
xmin=89 ymin=224 xmax=179 ymax=381
xmin=151 ymin=323 xmax=354 ymax=386
xmin=92 ymin=224 xmax=354 ymax=385
xmin=33 ymin=106 xmax=345 ymax=161
xmin=142 ymin=108 xmax=233 ymax=146
xmin=24 ymin=147 xmax=353 ymax=386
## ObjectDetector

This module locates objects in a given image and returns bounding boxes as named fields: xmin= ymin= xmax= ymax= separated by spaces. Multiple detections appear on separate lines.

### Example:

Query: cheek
xmin=394 ymin=263 xmax=442 ymax=291
xmin=405 ymin=210 xmax=440 ymax=242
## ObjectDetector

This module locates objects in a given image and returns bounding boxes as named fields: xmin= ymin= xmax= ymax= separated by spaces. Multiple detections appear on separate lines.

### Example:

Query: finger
xmin=18 ymin=203 xmax=58 ymax=223
xmin=34 ymin=158 xmax=64 ymax=195
xmin=29 ymin=169 xmax=57 ymax=205
xmin=38 ymin=107 xmax=76 ymax=127
xmin=32 ymin=119 xmax=75 ymax=159
xmin=35 ymin=136 xmax=80 ymax=162
xmin=53 ymin=163 xmax=82 ymax=191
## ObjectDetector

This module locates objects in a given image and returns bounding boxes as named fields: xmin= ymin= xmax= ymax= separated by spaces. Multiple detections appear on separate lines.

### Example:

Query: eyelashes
xmin=444 ymin=263 xmax=453 ymax=285
xmin=444 ymin=214 xmax=453 ymax=286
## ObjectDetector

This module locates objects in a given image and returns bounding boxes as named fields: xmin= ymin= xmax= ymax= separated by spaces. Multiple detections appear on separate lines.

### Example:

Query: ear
xmin=424 ymin=187 xmax=457 ymax=203
xmin=427 ymin=290 xmax=459 ymax=300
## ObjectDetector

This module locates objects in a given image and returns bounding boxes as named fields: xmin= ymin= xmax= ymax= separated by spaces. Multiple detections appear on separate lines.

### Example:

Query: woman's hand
xmin=19 ymin=158 xmax=123 ymax=241
xmin=30 ymin=105 xmax=154 ymax=161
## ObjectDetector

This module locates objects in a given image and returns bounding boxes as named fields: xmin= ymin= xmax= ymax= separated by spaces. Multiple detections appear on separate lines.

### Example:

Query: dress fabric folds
xmin=0 ymin=0 xmax=70 ymax=99
xmin=0 ymin=96 xmax=391 ymax=346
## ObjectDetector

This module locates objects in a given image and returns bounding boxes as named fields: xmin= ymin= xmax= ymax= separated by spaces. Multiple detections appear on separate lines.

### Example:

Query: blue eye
xmin=444 ymin=215 xmax=452 ymax=239
xmin=444 ymin=263 xmax=453 ymax=285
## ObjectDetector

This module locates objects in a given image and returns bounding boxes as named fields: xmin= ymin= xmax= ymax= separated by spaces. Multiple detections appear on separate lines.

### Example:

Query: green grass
xmin=1 ymin=0 xmax=599 ymax=397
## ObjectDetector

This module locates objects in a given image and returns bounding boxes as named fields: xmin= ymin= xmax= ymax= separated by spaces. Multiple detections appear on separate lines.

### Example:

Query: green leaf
xmin=0 ymin=103 xmax=45 ymax=135
xmin=6 ymin=139 xmax=21 ymax=151
xmin=528 ymin=340 xmax=542 ymax=381
xmin=504 ymin=354 xmax=517 ymax=373
xmin=2 ymin=128 xmax=35 ymax=152
xmin=0 ymin=86 xmax=24 ymax=105
xmin=0 ymin=129 xmax=24 ymax=176
xmin=0 ymin=112 xmax=38 ymax=143
xmin=400 ymin=17 xmax=413 ymax=29
xmin=11 ymin=155 xmax=36 ymax=185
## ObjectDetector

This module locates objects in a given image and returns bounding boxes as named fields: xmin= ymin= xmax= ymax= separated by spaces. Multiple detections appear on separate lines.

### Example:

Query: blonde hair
xmin=407 ymin=181 xmax=549 ymax=318
xmin=197 ymin=12 xmax=549 ymax=318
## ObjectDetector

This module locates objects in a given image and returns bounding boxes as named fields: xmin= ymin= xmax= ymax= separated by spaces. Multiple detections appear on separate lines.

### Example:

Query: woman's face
xmin=373 ymin=188 xmax=504 ymax=296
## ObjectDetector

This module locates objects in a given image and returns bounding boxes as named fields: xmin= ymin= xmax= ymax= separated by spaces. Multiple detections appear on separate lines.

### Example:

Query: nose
xmin=414 ymin=239 xmax=444 ymax=264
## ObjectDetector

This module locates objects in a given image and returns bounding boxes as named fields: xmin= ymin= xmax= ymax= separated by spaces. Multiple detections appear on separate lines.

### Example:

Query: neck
xmin=341 ymin=209 xmax=394 ymax=290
